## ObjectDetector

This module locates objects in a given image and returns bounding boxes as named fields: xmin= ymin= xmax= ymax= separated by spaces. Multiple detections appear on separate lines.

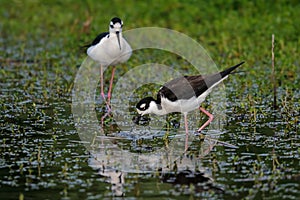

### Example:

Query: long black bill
xmin=116 ymin=32 xmax=121 ymax=50
xmin=132 ymin=114 xmax=150 ymax=126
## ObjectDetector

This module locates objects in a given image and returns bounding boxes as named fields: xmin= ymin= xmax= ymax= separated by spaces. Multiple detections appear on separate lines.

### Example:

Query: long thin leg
xmin=100 ymin=65 xmax=107 ymax=103
xmin=107 ymin=66 xmax=116 ymax=106
xmin=184 ymin=113 xmax=189 ymax=151
xmin=197 ymin=107 xmax=214 ymax=132
xmin=101 ymin=66 xmax=116 ymax=125
xmin=100 ymin=66 xmax=116 ymax=126
xmin=100 ymin=65 xmax=111 ymax=127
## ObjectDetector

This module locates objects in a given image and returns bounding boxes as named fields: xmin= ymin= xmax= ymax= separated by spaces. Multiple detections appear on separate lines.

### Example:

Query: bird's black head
xmin=109 ymin=17 xmax=123 ymax=50
xmin=110 ymin=17 xmax=123 ymax=28
xmin=136 ymin=97 xmax=156 ymax=115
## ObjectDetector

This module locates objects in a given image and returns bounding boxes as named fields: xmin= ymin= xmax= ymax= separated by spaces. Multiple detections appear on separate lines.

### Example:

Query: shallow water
xmin=1 ymin=57 xmax=300 ymax=200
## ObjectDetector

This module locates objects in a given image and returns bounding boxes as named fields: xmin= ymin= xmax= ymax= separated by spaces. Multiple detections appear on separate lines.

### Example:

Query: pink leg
xmin=107 ymin=67 xmax=116 ymax=106
xmin=100 ymin=67 xmax=116 ymax=126
xmin=184 ymin=113 xmax=189 ymax=151
xmin=100 ymin=65 xmax=107 ymax=103
xmin=101 ymin=102 xmax=112 ymax=126
xmin=101 ymin=114 xmax=107 ymax=127
xmin=197 ymin=107 xmax=214 ymax=132
xmin=99 ymin=65 xmax=110 ymax=126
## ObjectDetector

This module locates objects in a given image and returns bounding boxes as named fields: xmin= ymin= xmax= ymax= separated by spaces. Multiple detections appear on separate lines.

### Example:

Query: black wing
xmin=158 ymin=62 xmax=245 ymax=101
xmin=158 ymin=75 xmax=207 ymax=101
xmin=81 ymin=32 xmax=109 ymax=51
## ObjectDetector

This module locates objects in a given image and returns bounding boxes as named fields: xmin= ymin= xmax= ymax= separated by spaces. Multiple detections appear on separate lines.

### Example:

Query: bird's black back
xmin=158 ymin=62 xmax=244 ymax=102
xmin=81 ymin=32 xmax=109 ymax=51
xmin=158 ymin=75 xmax=207 ymax=101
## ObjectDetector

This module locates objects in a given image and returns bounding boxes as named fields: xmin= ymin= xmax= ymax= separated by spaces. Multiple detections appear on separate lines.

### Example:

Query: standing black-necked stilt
xmin=136 ymin=61 xmax=245 ymax=148
xmin=83 ymin=17 xmax=132 ymax=119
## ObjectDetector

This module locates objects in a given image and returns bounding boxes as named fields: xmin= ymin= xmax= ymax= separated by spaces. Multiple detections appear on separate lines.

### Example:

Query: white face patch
xmin=140 ymin=103 xmax=146 ymax=109
xmin=114 ymin=23 xmax=122 ymax=29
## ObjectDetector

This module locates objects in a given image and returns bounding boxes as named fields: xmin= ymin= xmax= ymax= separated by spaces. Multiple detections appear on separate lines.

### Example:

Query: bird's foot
xmin=101 ymin=112 xmax=111 ymax=127
xmin=100 ymin=104 xmax=112 ymax=127
xmin=105 ymin=103 xmax=112 ymax=113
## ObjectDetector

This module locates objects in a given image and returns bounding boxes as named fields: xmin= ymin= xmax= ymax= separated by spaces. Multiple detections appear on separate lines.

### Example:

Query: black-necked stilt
xmin=83 ymin=17 xmax=132 ymax=117
xmin=136 ymin=61 xmax=245 ymax=143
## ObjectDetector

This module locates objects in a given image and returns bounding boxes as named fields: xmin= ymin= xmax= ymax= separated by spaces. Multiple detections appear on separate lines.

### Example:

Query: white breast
xmin=87 ymin=35 xmax=132 ymax=66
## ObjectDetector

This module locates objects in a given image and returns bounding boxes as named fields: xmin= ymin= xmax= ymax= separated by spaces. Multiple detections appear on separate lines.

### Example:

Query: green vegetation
xmin=0 ymin=0 xmax=299 ymax=199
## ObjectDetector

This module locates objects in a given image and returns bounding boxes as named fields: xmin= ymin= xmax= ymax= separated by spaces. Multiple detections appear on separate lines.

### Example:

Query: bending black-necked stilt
xmin=83 ymin=17 xmax=132 ymax=119
xmin=136 ymin=61 xmax=245 ymax=147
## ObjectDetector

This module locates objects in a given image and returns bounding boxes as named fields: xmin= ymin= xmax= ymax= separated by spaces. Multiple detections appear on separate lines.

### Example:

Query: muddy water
xmin=0 ymin=60 xmax=299 ymax=199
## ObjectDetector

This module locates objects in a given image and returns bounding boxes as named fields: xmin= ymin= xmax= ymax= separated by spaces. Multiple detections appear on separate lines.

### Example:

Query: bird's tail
xmin=220 ymin=61 xmax=245 ymax=78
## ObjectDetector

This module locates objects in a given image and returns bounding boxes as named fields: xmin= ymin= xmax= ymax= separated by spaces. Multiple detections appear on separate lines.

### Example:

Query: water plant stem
xmin=272 ymin=34 xmax=277 ymax=109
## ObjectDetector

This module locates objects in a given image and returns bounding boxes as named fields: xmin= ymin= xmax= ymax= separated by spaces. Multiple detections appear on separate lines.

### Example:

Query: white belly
xmin=87 ymin=36 xmax=132 ymax=66
xmin=161 ymin=95 xmax=206 ymax=114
